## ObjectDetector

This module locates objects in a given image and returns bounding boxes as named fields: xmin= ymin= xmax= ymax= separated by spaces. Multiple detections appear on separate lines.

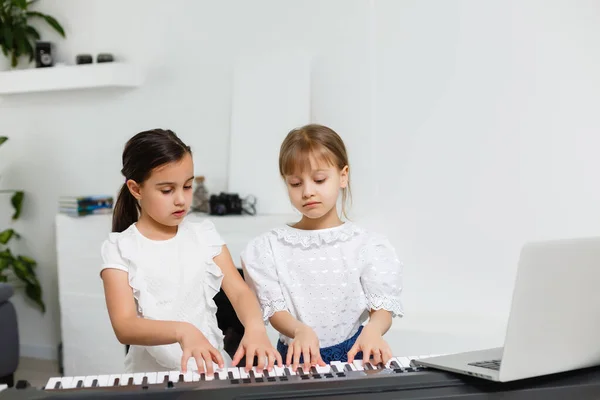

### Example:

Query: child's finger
xmin=203 ymin=351 xmax=214 ymax=376
xmin=193 ymin=352 xmax=205 ymax=374
xmin=274 ymin=348 xmax=283 ymax=368
xmin=211 ymin=347 xmax=225 ymax=369
xmin=286 ymin=345 xmax=293 ymax=367
xmin=181 ymin=349 xmax=192 ymax=373
xmin=256 ymin=348 xmax=267 ymax=370
xmin=245 ymin=346 xmax=256 ymax=372
xmin=381 ymin=347 xmax=393 ymax=364
xmin=231 ymin=345 xmax=245 ymax=367
xmin=371 ymin=348 xmax=382 ymax=365
xmin=302 ymin=346 xmax=312 ymax=371
xmin=347 ymin=343 xmax=360 ymax=363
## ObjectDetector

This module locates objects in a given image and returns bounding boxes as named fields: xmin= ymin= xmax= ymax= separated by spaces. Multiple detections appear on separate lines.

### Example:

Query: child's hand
xmin=232 ymin=326 xmax=283 ymax=372
xmin=347 ymin=324 xmax=393 ymax=365
xmin=287 ymin=325 xmax=326 ymax=371
xmin=177 ymin=322 xmax=224 ymax=375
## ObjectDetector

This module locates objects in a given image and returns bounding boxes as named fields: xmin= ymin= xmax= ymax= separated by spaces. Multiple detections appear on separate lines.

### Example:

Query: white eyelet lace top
xmin=100 ymin=219 xmax=229 ymax=373
xmin=241 ymin=222 xmax=403 ymax=348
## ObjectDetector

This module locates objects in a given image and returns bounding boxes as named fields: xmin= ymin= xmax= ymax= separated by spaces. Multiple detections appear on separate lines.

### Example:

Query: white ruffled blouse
xmin=241 ymin=222 xmax=403 ymax=348
xmin=100 ymin=219 xmax=227 ymax=373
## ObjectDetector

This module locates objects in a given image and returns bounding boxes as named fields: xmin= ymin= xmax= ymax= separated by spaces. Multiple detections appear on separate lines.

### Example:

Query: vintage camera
xmin=209 ymin=192 xmax=242 ymax=216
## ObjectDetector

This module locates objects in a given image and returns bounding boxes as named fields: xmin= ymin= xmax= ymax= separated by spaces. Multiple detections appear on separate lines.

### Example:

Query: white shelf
xmin=0 ymin=63 xmax=143 ymax=95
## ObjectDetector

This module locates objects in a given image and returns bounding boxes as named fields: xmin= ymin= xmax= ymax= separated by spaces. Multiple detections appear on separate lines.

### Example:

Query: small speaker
xmin=35 ymin=41 xmax=54 ymax=68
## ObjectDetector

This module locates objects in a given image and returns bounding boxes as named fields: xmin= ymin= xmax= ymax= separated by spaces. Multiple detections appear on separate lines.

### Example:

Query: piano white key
xmin=169 ymin=371 xmax=182 ymax=383
xmin=45 ymin=377 xmax=63 ymax=390
xmin=59 ymin=377 xmax=75 ymax=389
xmin=83 ymin=376 xmax=98 ymax=388
xmin=215 ymin=369 xmax=229 ymax=380
xmin=239 ymin=368 xmax=250 ymax=379
xmin=273 ymin=365 xmax=286 ymax=377
xmin=119 ymin=374 xmax=134 ymax=386
xmin=329 ymin=360 xmax=345 ymax=372
xmin=397 ymin=357 xmax=412 ymax=368
xmin=144 ymin=372 xmax=157 ymax=385
xmin=182 ymin=371 xmax=194 ymax=382
xmin=108 ymin=374 xmax=121 ymax=387
xmin=156 ymin=371 xmax=170 ymax=383
xmin=131 ymin=373 xmax=144 ymax=385
xmin=226 ymin=368 xmax=241 ymax=379
xmin=96 ymin=375 xmax=110 ymax=387
xmin=0 ymin=384 xmax=7 ymax=392
xmin=314 ymin=365 xmax=332 ymax=374
xmin=250 ymin=367 xmax=263 ymax=378
xmin=352 ymin=360 xmax=365 ymax=371
xmin=71 ymin=376 xmax=87 ymax=389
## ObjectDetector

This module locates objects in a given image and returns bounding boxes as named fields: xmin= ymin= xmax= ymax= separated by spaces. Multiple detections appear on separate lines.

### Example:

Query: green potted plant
xmin=0 ymin=136 xmax=44 ymax=313
xmin=0 ymin=0 xmax=66 ymax=68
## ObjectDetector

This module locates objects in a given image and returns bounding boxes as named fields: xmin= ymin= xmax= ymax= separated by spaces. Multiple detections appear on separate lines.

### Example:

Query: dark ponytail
xmin=112 ymin=129 xmax=191 ymax=232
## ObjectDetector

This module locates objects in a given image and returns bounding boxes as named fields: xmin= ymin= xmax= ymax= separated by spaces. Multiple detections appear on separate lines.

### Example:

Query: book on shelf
xmin=58 ymin=195 xmax=113 ymax=217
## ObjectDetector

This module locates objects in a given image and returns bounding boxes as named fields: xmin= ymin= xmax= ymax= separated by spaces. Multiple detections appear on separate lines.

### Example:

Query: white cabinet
xmin=54 ymin=213 xmax=295 ymax=375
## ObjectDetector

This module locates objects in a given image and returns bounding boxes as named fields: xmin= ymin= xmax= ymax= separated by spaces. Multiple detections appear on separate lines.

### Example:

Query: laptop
xmin=414 ymin=236 xmax=600 ymax=382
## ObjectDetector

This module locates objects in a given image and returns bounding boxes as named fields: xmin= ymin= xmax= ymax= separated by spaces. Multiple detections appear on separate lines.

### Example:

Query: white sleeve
xmin=241 ymin=235 xmax=288 ymax=322
xmin=359 ymin=234 xmax=404 ymax=317
xmin=100 ymin=235 xmax=128 ymax=275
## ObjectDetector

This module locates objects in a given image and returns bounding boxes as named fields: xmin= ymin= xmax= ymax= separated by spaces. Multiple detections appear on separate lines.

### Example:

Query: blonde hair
xmin=279 ymin=124 xmax=352 ymax=219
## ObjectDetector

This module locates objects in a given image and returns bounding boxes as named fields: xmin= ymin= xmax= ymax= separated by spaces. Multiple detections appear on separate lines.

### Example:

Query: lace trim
xmin=261 ymin=298 xmax=288 ymax=322
xmin=366 ymin=294 xmax=404 ymax=318
xmin=272 ymin=222 xmax=362 ymax=248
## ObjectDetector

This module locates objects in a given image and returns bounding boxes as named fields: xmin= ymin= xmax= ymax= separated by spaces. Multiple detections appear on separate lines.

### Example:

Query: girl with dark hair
xmin=100 ymin=129 xmax=281 ymax=376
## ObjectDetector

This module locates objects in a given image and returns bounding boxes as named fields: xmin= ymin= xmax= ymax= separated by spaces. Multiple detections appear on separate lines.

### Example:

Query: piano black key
xmin=91 ymin=379 xmax=99 ymax=387
xmin=112 ymin=378 xmax=120 ymax=387
xmin=178 ymin=374 xmax=184 ymax=383
xmin=127 ymin=377 xmax=134 ymax=386
xmin=228 ymin=371 xmax=234 ymax=380
xmin=344 ymin=364 xmax=353 ymax=372
xmin=76 ymin=380 xmax=83 ymax=388
xmin=214 ymin=372 xmax=220 ymax=380
xmin=248 ymin=370 xmax=256 ymax=380
xmin=391 ymin=361 xmax=401 ymax=369
xmin=377 ymin=363 xmax=386 ymax=369
xmin=284 ymin=367 xmax=292 ymax=376
xmin=53 ymin=381 xmax=61 ymax=390
xmin=141 ymin=377 xmax=148 ymax=386
xmin=330 ymin=364 xmax=339 ymax=373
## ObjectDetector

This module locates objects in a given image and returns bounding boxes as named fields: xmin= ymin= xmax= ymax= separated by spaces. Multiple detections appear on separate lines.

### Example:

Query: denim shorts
xmin=277 ymin=326 xmax=364 ymax=364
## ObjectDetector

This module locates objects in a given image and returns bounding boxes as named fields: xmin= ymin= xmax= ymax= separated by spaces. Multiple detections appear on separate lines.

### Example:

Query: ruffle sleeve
xmin=241 ymin=235 xmax=288 ymax=322
xmin=359 ymin=233 xmax=404 ymax=318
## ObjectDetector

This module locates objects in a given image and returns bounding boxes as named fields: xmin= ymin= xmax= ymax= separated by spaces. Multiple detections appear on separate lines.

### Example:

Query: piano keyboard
xmin=43 ymin=354 xmax=442 ymax=391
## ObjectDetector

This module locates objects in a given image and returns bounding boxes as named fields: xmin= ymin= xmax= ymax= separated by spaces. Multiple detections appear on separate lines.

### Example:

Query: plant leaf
xmin=11 ymin=191 xmax=24 ymax=220
xmin=25 ymin=282 xmax=44 ymax=313
xmin=25 ymin=25 xmax=39 ymax=40
xmin=0 ymin=229 xmax=16 ymax=244
xmin=0 ymin=136 xmax=7 ymax=146
xmin=18 ymin=255 xmax=36 ymax=269
xmin=26 ymin=11 xmax=65 ymax=37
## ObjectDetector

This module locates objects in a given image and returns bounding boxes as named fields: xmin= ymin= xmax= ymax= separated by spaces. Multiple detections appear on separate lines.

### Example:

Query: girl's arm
xmin=269 ymin=311 xmax=308 ymax=338
xmin=364 ymin=308 xmax=392 ymax=336
xmin=101 ymin=269 xmax=189 ymax=345
xmin=216 ymin=246 xmax=282 ymax=371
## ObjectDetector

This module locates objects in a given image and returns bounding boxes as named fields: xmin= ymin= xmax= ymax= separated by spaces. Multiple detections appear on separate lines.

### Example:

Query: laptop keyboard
xmin=468 ymin=359 xmax=502 ymax=371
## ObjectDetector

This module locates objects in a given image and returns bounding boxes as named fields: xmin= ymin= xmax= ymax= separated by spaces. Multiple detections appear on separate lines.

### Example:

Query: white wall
xmin=374 ymin=0 xmax=600 ymax=334
xmin=2 ymin=0 xmax=600 ymax=361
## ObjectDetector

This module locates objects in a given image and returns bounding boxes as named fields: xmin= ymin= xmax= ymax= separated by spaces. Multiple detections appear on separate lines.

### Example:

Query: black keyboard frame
xmin=3 ymin=366 xmax=600 ymax=400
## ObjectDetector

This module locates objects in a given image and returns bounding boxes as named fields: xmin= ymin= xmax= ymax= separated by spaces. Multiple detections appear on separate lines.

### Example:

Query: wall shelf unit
xmin=0 ymin=63 xmax=143 ymax=95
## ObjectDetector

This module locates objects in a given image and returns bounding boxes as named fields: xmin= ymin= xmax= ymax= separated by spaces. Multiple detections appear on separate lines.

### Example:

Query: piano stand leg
xmin=0 ymin=373 xmax=14 ymax=388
